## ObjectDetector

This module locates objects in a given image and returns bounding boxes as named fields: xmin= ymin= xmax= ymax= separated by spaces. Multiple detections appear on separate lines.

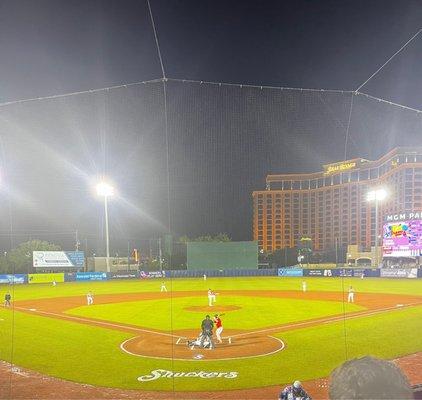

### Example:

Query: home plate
xmin=396 ymin=304 xmax=404 ymax=307
xmin=29 ymin=308 xmax=37 ymax=311
xmin=193 ymin=354 xmax=204 ymax=360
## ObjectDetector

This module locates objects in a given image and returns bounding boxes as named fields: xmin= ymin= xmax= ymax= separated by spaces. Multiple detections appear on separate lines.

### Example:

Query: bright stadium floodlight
xmin=367 ymin=188 xmax=388 ymax=268
xmin=366 ymin=188 xmax=387 ymax=202
xmin=96 ymin=182 xmax=114 ymax=197
xmin=96 ymin=181 xmax=115 ymax=272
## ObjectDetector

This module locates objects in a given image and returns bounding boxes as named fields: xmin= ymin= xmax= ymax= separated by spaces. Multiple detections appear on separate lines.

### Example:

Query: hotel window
xmin=341 ymin=172 xmax=350 ymax=183
xmin=301 ymin=180 xmax=310 ymax=190
xmin=359 ymin=170 xmax=369 ymax=180
xmin=324 ymin=176 xmax=332 ymax=186
xmin=283 ymin=181 xmax=292 ymax=190
xmin=310 ymin=180 xmax=317 ymax=189
xmin=369 ymin=168 xmax=378 ymax=179
xmin=317 ymin=178 xmax=324 ymax=188
xmin=333 ymin=174 xmax=341 ymax=185
xmin=292 ymin=181 xmax=300 ymax=190
xmin=350 ymin=171 xmax=358 ymax=182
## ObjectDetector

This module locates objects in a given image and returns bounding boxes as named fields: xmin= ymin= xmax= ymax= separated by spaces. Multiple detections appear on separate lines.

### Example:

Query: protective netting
xmin=0 ymin=80 xmax=421 ymax=253
xmin=0 ymin=79 xmax=422 ymax=399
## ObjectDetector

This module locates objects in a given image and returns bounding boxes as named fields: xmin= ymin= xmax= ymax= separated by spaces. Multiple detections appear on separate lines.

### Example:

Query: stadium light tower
xmin=96 ymin=181 xmax=114 ymax=272
xmin=367 ymin=188 xmax=387 ymax=267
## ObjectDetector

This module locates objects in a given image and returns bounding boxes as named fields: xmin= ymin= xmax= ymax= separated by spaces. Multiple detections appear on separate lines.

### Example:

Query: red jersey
xmin=214 ymin=317 xmax=222 ymax=328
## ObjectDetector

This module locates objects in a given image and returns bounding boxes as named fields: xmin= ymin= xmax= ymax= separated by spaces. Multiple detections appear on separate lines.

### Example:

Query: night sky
xmin=0 ymin=0 xmax=421 ymax=253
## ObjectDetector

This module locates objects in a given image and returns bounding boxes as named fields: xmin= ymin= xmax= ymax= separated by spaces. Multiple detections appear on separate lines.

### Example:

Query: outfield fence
xmin=0 ymin=267 xmax=421 ymax=285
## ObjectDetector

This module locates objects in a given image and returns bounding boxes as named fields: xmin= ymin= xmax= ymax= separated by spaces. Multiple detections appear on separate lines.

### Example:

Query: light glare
xmin=96 ymin=182 xmax=114 ymax=197
xmin=367 ymin=188 xmax=387 ymax=202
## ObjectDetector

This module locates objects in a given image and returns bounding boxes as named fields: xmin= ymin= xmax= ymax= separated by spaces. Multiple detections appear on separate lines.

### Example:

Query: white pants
xmin=161 ymin=286 xmax=167 ymax=292
xmin=348 ymin=293 xmax=354 ymax=303
xmin=208 ymin=295 xmax=216 ymax=306
xmin=216 ymin=326 xmax=223 ymax=342
xmin=302 ymin=285 xmax=307 ymax=292
xmin=87 ymin=297 xmax=93 ymax=305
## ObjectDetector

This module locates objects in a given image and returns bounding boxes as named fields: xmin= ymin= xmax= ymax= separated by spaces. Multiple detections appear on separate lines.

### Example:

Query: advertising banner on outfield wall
xmin=303 ymin=269 xmax=335 ymax=277
xmin=33 ymin=251 xmax=85 ymax=268
xmin=353 ymin=268 xmax=380 ymax=278
xmin=338 ymin=269 xmax=353 ymax=277
xmin=110 ymin=272 xmax=139 ymax=279
xmin=76 ymin=272 xmax=108 ymax=281
xmin=278 ymin=268 xmax=303 ymax=277
xmin=0 ymin=274 xmax=26 ymax=284
xmin=380 ymin=268 xmax=418 ymax=279
xmin=28 ymin=273 xmax=65 ymax=284
xmin=139 ymin=271 xmax=167 ymax=279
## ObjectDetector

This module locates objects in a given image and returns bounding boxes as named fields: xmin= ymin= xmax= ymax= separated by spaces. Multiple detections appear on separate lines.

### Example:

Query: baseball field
xmin=1 ymin=276 xmax=422 ymax=398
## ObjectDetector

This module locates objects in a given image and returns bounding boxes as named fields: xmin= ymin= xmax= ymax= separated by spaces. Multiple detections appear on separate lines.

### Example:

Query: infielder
xmin=302 ymin=281 xmax=307 ymax=292
xmin=200 ymin=315 xmax=214 ymax=350
xmin=4 ymin=292 xmax=11 ymax=307
xmin=160 ymin=281 xmax=167 ymax=292
xmin=213 ymin=313 xmax=224 ymax=343
xmin=87 ymin=291 xmax=94 ymax=305
xmin=207 ymin=289 xmax=216 ymax=306
xmin=348 ymin=286 xmax=355 ymax=303
xmin=203 ymin=274 xmax=207 ymax=281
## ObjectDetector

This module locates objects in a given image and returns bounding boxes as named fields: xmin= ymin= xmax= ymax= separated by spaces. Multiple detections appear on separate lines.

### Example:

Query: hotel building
xmin=252 ymin=147 xmax=422 ymax=253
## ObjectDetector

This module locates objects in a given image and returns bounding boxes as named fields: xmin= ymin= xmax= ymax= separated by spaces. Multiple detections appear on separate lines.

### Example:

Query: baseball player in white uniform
xmin=160 ymin=282 xmax=167 ymax=292
xmin=302 ymin=281 xmax=307 ymax=292
xmin=207 ymin=289 xmax=216 ymax=306
xmin=348 ymin=286 xmax=355 ymax=303
xmin=87 ymin=291 xmax=94 ymax=305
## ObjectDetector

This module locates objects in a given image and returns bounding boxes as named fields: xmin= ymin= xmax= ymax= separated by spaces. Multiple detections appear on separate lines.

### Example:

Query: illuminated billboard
xmin=383 ymin=220 xmax=422 ymax=257
xmin=33 ymin=251 xmax=85 ymax=268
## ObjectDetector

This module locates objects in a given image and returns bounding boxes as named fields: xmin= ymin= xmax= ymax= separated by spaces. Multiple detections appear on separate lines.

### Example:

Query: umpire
xmin=200 ymin=315 xmax=214 ymax=349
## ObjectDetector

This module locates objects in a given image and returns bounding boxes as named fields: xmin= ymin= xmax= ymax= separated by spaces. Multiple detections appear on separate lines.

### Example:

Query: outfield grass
xmin=0 ymin=277 xmax=421 ymax=392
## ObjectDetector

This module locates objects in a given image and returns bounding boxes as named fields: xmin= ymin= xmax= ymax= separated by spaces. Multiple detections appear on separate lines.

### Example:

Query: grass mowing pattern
xmin=0 ymin=277 xmax=421 ymax=391
xmin=66 ymin=296 xmax=364 ymax=330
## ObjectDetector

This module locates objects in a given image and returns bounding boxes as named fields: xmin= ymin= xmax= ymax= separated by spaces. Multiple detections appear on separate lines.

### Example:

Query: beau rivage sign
xmin=385 ymin=212 xmax=422 ymax=222
xmin=323 ymin=158 xmax=367 ymax=175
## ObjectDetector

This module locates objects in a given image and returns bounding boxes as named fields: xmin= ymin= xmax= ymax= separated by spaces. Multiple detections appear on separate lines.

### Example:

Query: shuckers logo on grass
xmin=138 ymin=369 xmax=238 ymax=382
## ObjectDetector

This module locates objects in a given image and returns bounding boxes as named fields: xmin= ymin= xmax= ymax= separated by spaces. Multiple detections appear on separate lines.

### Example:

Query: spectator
xmin=279 ymin=380 xmax=311 ymax=400
xmin=329 ymin=356 xmax=413 ymax=399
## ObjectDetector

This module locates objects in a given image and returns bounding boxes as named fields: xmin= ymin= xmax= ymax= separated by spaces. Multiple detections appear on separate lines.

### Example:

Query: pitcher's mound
xmin=184 ymin=305 xmax=241 ymax=312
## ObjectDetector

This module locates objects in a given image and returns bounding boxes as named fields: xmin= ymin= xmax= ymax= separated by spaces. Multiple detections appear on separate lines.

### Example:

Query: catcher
xmin=187 ymin=332 xmax=212 ymax=350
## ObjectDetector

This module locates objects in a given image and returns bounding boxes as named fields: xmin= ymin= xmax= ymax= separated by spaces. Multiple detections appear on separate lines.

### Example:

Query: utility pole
xmin=75 ymin=230 xmax=80 ymax=251
xmin=84 ymin=237 xmax=88 ymax=272
xmin=158 ymin=237 xmax=163 ymax=272
xmin=335 ymin=237 xmax=339 ymax=267
xmin=127 ymin=240 xmax=130 ymax=272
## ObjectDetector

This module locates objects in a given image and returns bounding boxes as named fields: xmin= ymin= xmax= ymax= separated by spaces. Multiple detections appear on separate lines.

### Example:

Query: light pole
xmin=367 ymin=188 xmax=387 ymax=268
xmin=96 ymin=181 xmax=114 ymax=272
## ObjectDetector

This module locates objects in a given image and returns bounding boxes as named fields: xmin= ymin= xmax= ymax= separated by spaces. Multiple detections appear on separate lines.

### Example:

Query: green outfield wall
xmin=186 ymin=241 xmax=258 ymax=270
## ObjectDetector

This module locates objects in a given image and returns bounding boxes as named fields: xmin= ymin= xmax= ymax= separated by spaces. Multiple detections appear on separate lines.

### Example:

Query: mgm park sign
xmin=385 ymin=212 xmax=422 ymax=222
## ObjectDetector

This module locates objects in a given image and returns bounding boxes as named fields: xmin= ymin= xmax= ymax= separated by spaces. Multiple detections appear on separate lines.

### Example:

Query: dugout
xmin=186 ymin=241 xmax=258 ymax=270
